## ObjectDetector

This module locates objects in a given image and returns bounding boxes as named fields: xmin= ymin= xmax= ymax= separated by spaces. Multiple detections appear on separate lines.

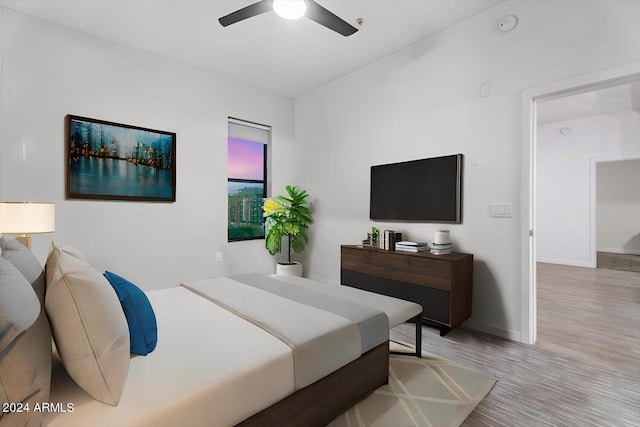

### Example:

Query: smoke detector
xmin=498 ymin=15 xmax=518 ymax=32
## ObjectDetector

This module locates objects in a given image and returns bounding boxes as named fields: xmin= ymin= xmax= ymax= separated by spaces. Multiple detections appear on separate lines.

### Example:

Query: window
xmin=227 ymin=118 xmax=270 ymax=241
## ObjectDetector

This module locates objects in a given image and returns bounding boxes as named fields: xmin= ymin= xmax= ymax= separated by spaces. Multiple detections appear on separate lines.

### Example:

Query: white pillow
xmin=46 ymin=240 xmax=87 ymax=261
xmin=45 ymin=241 xmax=129 ymax=405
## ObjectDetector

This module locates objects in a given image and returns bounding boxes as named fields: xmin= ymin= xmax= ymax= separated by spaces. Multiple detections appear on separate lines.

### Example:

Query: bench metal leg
xmin=390 ymin=313 xmax=423 ymax=358
xmin=415 ymin=313 xmax=422 ymax=358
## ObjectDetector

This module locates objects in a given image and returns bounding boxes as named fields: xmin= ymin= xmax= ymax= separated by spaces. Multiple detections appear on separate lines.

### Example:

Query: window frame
xmin=227 ymin=117 xmax=270 ymax=242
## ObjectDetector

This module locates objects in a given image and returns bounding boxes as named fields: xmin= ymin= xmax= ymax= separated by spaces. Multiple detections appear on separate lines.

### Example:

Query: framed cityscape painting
xmin=66 ymin=115 xmax=176 ymax=202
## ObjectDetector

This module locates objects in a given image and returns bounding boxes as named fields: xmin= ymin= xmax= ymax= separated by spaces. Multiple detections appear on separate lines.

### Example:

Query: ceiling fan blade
xmin=219 ymin=0 xmax=273 ymax=27
xmin=305 ymin=0 xmax=358 ymax=36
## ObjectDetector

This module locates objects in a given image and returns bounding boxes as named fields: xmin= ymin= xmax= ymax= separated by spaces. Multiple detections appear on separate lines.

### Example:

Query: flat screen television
xmin=370 ymin=154 xmax=463 ymax=222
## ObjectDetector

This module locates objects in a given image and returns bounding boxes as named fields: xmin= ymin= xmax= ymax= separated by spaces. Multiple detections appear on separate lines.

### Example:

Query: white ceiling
xmin=1 ymin=0 xmax=504 ymax=98
xmin=537 ymin=79 xmax=640 ymax=125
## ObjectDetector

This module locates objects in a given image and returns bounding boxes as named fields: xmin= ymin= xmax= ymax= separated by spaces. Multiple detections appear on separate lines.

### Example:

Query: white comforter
xmin=45 ymin=286 xmax=294 ymax=427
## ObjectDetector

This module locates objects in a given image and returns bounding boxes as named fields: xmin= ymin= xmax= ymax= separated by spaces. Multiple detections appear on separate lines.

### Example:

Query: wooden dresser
xmin=340 ymin=245 xmax=473 ymax=335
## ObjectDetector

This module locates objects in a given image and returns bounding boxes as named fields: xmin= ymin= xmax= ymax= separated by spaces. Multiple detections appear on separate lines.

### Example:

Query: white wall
xmin=294 ymin=0 xmax=640 ymax=340
xmin=597 ymin=158 xmax=640 ymax=254
xmin=0 ymin=6 xmax=3 ymax=198
xmin=536 ymin=111 xmax=640 ymax=266
xmin=3 ymin=1 xmax=639 ymax=342
xmin=0 ymin=8 xmax=296 ymax=289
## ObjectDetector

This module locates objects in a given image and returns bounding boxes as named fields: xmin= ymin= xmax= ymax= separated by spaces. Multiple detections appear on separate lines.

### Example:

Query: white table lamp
xmin=0 ymin=202 xmax=55 ymax=250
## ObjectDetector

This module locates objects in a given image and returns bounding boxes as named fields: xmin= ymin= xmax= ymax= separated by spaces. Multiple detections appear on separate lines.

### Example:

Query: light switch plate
xmin=480 ymin=82 xmax=491 ymax=97
xmin=490 ymin=203 xmax=512 ymax=218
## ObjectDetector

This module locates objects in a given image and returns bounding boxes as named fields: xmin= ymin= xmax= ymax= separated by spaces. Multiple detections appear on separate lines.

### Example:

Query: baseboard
xmin=597 ymin=248 xmax=640 ymax=256
xmin=461 ymin=319 xmax=522 ymax=343
xmin=536 ymin=257 xmax=593 ymax=268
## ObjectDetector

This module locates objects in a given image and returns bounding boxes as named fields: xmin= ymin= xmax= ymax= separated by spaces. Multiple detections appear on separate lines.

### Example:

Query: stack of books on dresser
xmin=380 ymin=230 xmax=403 ymax=250
xmin=395 ymin=241 xmax=429 ymax=253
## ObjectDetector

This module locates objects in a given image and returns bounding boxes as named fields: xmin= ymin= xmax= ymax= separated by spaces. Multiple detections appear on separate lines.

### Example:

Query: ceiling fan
xmin=219 ymin=0 xmax=359 ymax=37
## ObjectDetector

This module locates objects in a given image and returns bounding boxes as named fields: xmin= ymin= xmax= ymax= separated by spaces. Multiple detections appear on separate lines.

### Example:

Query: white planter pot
xmin=276 ymin=262 xmax=303 ymax=277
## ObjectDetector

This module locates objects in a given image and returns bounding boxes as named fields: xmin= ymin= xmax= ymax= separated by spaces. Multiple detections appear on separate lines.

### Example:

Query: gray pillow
xmin=0 ymin=236 xmax=46 ymax=305
xmin=0 ymin=253 xmax=52 ymax=427
xmin=0 ymin=257 xmax=40 ymax=353
xmin=45 ymin=241 xmax=130 ymax=405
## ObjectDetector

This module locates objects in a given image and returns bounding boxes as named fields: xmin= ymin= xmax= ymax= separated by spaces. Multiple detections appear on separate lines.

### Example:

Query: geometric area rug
xmin=328 ymin=341 xmax=497 ymax=427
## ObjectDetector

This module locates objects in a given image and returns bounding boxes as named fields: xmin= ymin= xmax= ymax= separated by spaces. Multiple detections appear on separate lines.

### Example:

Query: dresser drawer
xmin=369 ymin=276 xmax=407 ymax=300
xmin=408 ymin=284 xmax=450 ymax=325
xmin=371 ymin=252 xmax=408 ymax=271
xmin=341 ymin=247 xmax=370 ymax=274
xmin=370 ymin=252 xmax=408 ymax=282
xmin=407 ymin=257 xmax=452 ymax=291
xmin=342 ymin=247 xmax=370 ymax=263
xmin=341 ymin=269 xmax=369 ymax=291
xmin=408 ymin=257 xmax=451 ymax=279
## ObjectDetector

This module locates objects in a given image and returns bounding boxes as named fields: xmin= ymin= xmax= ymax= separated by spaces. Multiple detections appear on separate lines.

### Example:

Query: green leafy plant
xmin=263 ymin=186 xmax=313 ymax=264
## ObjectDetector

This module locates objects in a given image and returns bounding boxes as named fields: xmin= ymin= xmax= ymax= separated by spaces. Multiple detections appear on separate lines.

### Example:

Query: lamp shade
xmin=0 ymin=202 xmax=55 ymax=234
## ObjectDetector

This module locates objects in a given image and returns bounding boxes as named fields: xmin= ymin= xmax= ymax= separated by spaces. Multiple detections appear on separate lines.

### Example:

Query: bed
xmin=1 ymin=239 xmax=408 ymax=427
xmin=46 ymin=277 xmax=390 ymax=426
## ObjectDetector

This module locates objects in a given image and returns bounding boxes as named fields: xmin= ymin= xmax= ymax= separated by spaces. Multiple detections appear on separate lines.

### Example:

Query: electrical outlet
xmin=216 ymin=252 xmax=224 ymax=262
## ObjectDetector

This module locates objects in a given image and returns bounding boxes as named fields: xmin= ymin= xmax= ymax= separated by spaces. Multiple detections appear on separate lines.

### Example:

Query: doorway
xmin=532 ymin=75 xmax=640 ymax=369
xmin=519 ymin=62 xmax=640 ymax=346
xmin=595 ymin=158 xmax=640 ymax=272
xmin=535 ymin=79 xmax=640 ymax=269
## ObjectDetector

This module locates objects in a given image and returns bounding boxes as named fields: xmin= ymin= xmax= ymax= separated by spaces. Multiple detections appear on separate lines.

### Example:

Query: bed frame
xmin=237 ymin=342 xmax=389 ymax=426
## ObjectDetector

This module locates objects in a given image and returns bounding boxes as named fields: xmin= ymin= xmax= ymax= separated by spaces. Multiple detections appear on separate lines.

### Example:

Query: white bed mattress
xmin=183 ymin=276 xmax=361 ymax=390
xmin=45 ymin=286 xmax=295 ymax=427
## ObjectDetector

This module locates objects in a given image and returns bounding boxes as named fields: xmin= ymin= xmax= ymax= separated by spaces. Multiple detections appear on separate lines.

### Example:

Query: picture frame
xmin=66 ymin=115 xmax=176 ymax=202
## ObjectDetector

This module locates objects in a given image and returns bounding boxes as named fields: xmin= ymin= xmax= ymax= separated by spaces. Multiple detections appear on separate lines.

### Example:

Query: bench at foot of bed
xmin=269 ymin=275 xmax=424 ymax=358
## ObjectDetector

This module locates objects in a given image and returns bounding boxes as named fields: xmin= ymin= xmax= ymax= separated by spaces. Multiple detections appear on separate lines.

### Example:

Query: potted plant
xmin=263 ymin=185 xmax=313 ymax=276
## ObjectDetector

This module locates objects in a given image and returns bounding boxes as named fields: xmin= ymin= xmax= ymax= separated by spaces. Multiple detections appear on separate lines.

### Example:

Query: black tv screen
xmin=370 ymin=154 xmax=463 ymax=222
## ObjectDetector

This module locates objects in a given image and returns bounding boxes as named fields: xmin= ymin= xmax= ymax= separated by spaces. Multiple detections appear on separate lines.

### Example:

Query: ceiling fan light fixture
xmin=273 ymin=0 xmax=307 ymax=20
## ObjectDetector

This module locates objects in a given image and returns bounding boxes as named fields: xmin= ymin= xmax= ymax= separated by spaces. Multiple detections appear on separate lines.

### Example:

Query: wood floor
xmin=537 ymin=262 xmax=640 ymax=374
xmin=597 ymin=251 xmax=640 ymax=273
xmin=389 ymin=262 xmax=640 ymax=426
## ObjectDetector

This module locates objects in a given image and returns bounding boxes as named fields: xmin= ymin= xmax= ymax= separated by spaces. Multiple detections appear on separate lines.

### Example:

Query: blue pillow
xmin=103 ymin=271 xmax=157 ymax=355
